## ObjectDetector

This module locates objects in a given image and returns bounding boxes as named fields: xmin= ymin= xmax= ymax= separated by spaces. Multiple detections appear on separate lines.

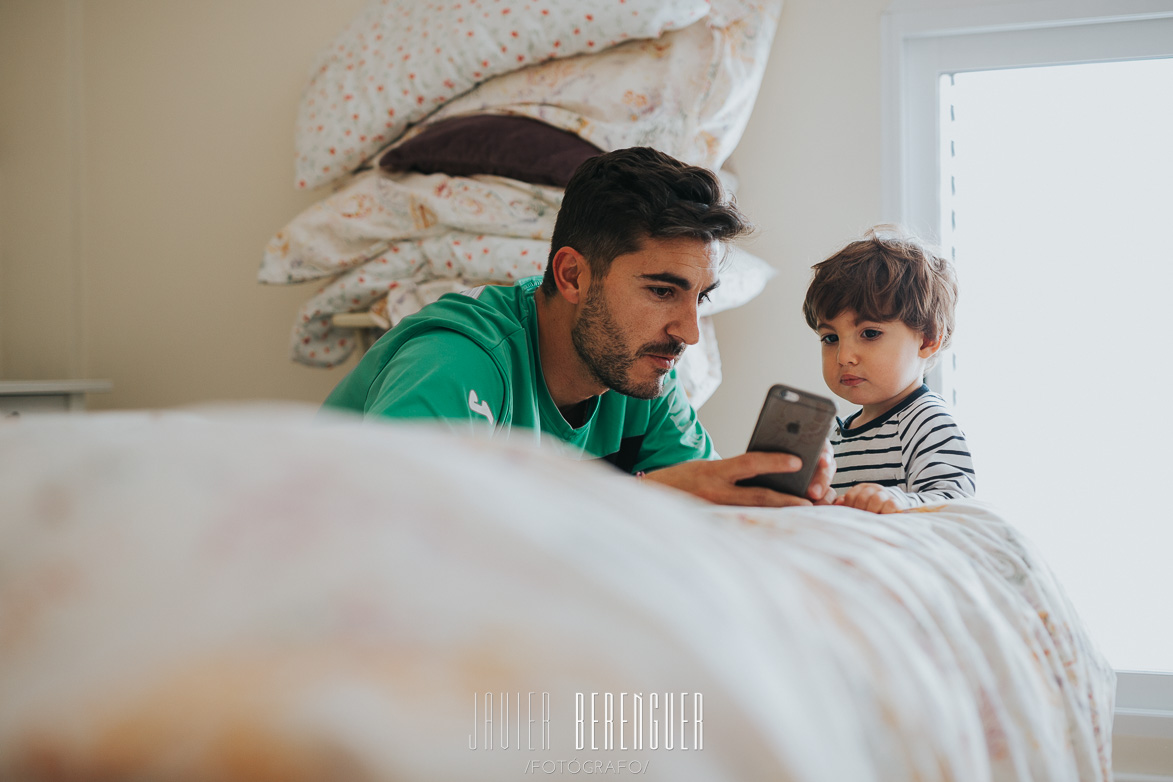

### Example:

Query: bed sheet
xmin=0 ymin=408 xmax=1114 ymax=781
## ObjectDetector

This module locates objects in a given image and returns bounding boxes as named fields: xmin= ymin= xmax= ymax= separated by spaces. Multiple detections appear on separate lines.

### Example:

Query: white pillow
xmin=403 ymin=0 xmax=783 ymax=172
xmin=294 ymin=0 xmax=711 ymax=190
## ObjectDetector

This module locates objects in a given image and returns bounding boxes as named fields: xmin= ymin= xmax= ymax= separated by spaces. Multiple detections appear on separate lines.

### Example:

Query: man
xmin=323 ymin=147 xmax=833 ymax=506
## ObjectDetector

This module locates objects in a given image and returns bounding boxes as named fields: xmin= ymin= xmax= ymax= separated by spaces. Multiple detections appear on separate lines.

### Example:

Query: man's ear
xmin=548 ymin=246 xmax=591 ymax=305
xmin=919 ymin=332 xmax=944 ymax=359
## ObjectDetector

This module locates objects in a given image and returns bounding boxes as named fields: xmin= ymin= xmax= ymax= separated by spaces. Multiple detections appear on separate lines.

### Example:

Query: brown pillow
xmin=378 ymin=115 xmax=602 ymax=188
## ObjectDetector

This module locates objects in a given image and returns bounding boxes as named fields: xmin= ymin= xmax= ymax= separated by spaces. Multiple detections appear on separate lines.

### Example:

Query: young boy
xmin=802 ymin=226 xmax=975 ymax=513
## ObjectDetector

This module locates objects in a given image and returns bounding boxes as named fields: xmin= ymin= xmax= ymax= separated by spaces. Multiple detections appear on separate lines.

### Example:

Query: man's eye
xmin=820 ymin=334 xmax=838 ymax=345
xmin=698 ymin=291 xmax=712 ymax=305
xmin=649 ymin=287 xmax=673 ymax=299
xmin=862 ymin=328 xmax=882 ymax=339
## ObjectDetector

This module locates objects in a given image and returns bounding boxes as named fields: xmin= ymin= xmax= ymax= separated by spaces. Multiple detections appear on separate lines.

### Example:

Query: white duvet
xmin=0 ymin=408 xmax=1113 ymax=781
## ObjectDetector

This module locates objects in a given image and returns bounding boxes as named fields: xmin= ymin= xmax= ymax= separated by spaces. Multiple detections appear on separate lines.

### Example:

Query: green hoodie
xmin=322 ymin=276 xmax=714 ymax=474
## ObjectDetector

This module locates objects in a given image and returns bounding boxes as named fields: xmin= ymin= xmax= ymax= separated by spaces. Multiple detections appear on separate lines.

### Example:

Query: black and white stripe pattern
xmin=831 ymin=384 xmax=976 ymax=506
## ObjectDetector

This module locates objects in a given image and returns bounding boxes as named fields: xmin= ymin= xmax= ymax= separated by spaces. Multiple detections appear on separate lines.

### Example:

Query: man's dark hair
xmin=540 ymin=147 xmax=752 ymax=294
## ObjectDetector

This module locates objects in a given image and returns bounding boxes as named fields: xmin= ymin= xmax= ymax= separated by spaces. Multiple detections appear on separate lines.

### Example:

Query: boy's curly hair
xmin=802 ymin=225 xmax=958 ymax=350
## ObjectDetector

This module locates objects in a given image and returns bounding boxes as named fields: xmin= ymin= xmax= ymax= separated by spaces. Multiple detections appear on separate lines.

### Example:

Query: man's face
xmin=570 ymin=236 xmax=721 ymax=399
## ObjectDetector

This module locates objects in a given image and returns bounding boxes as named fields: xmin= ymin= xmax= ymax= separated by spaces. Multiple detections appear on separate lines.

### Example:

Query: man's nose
xmin=667 ymin=300 xmax=701 ymax=346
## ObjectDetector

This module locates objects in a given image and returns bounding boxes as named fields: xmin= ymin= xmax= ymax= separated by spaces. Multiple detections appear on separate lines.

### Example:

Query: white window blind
xmin=884 ymin=5 xmax=1173 ymax=759
xmin=938 ymin=56 xmax=1173 ymax=674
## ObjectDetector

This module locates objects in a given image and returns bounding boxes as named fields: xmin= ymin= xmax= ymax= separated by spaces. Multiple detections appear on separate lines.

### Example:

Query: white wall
xmin=705 ymin=0 xmax=892 ymax=454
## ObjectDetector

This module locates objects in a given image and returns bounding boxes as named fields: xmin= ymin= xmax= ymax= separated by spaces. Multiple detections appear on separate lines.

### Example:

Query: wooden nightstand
xmin=0 ymin=380 xmax=113 ymax=417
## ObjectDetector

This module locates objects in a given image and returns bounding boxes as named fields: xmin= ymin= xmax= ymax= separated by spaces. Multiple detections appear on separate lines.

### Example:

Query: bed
xmin=0 ymin=407 xmax=1114 ymax=780
xmin=259 ymin=0 xmax=784 ymax=407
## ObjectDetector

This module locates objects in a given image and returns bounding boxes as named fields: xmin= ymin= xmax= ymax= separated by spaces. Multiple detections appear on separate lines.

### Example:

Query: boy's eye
xmin=819 ymin=334 xmax=838 ymax=345
xmin=861 ymin=328 xmax=883 ymax=339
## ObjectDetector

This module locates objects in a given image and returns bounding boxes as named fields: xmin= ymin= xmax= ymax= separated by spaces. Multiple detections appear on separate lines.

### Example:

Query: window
xmin=940 ymin=56 xmax=1173 ymax=675
xmin=883 ymin=0 xmax=1173 ymax=752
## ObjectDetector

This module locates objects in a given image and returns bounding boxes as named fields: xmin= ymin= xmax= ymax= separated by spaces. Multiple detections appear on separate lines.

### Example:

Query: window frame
xmin=880 ymin=0 xmax=1173 ymax=749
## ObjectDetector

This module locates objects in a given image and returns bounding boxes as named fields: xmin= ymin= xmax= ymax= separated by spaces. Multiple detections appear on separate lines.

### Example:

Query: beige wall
xmin=0 ymin=0 xmax=890 ymax=446
xmin=0 ymin=0 xmax=366 ymax=411
xmin=0 ymin=0 xmax=82 ymax=379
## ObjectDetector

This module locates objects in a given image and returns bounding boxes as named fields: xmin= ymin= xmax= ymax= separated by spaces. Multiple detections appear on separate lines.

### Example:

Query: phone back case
xmin=737 ymin=384 xmax=838 ymax=497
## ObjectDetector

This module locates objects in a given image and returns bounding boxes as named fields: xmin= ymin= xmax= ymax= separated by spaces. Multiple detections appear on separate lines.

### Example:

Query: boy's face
xmin=816 ymin=310 xmax=941 ymax=424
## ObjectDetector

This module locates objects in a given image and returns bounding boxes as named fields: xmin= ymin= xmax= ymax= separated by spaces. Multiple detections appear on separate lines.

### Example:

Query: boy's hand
xmin=809 ymin=440 xmax=837 ymax=504
xmin=834 ymin=483 xmax=909 ymax=514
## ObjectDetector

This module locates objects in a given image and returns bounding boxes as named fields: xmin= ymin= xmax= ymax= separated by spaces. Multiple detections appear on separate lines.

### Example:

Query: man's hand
xmin=833 ymin=483 xmax=909 ymax=514
xmin=643 ymin=442 xmax=836 ymax=507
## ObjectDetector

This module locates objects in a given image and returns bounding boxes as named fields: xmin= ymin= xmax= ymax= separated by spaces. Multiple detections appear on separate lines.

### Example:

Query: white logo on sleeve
xmin=468 ymin=390 xmax=495 ymax=425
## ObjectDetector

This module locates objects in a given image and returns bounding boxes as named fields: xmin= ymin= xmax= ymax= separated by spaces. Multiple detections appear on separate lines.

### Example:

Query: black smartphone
xmin=736 ymin=384 xmax=838 ymax=497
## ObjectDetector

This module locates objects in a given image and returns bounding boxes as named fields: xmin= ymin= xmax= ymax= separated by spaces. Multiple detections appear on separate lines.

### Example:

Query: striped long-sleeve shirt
xmin=831 ymin=384 xmax=976 ymax=507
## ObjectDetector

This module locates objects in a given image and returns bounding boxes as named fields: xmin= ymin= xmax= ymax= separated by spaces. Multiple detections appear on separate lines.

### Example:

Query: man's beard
xmin=570 ymin=284 xmax=684 ymax=400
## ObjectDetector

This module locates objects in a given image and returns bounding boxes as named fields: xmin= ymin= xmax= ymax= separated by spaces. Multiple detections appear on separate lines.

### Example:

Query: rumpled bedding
xmin=294 ymin=0 xmax=716 ymax=191
xmin=259 ymin=169 xmax=775 ymax=400
xmin=261 ymin=0 xmax=785 ymax=406
xmin=0 ymin=409 xmax=1114 ymax=781
xmin=386 ymin=0 xmax=783 ymax=175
